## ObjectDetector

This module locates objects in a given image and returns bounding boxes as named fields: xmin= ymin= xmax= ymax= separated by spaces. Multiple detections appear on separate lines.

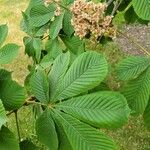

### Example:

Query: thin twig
xmin=117 ymin=30 xmax=150 ymax=56
xmin=123 ymin=2 xmax=132 ymax=13
xmin=15 ymin=110 xmax=21 ymax=142
xmin=107 ymin=0 xmax=114 ymax=6
xmin=42 ymin=35 xmax=49 ymax=40
xmin=25 ymin=100 xmax=47 ymax=107
xmin=7 ymin=96 xmax=36 ymax=116
xmin=111 ymin=0 xmax=122 ymax=16
xmin=6 ymin=97 xmax=52 ymax=116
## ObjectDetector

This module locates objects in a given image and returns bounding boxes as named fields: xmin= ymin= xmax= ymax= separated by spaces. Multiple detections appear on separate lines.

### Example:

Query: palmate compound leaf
xmin=122 ymin=67 xmax=150 ymax=115
xmin=48 ymin=52 xmax=70 ymax=100
xmin=30 ymin=70 xmax=49 ymax=104
xmin=0 ymin=24 xmax=8 ymax=47
xmin=0 ymin=100 xmax=7 ymax=129
xmin=143 ymin=99 xmax=150 ymax=131
xmin=35 ymin=109 xmax=58 ymax=150
xmin=0 ymin=126 xmax=19 ymax=150
xmin=53 ymin=51 xmax=108 ymax=101
xmin=116 ymin=56 xmax=150 ymax=81
xmin=0 ymin=80 xmax=25 ymax=111
xmin=56 ymin=91 xmax=130 ymax=128
xmin=53 ymin=110 xmax=118 ymax=150
xmin=0 ymin=44 xmax=20 ymax=64
xmin=132 ymin=0 xmax=150 ymax=21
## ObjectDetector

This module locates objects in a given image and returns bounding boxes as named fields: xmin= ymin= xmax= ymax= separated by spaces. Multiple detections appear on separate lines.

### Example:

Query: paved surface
xmin=116 ymin=25 xmax=150 ymax=55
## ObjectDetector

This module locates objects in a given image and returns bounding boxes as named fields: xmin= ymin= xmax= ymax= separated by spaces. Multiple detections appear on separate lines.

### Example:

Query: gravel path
xmin=116 ymin=25 xmax=150 ymax=55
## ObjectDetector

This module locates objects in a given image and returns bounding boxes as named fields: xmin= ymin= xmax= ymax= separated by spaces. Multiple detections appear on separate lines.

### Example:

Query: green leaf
xmin=23 ymin=36 xmax=35 ymax=58
xmin=24 ymin=0 xmax=44 ymax=15
xmin=0 ymin=24 xmax=8 ymax=47
xmin=112 ymin=11 xmax=126 ymax=27
xmin=0 ymin=80 xmax=25 ymax=111
xmin=20 ymin=140 xmax=38 ymax=150
xmin=30 ymin=4 xmax=55 ymax=27
xmin=124 ymin=7 xmax=148 ymax=24
xmin=45 ymin=38 xmax=62 ymax=59
xmin=30 ymin=70 xmax=49 ymax=104
xmin=33 ymin=38 xmax=42 ymax=50
xmin=49 ymin=13 xmax=64 ymax=39
xmin=62 ymin=0 xmax=74 ymax=5
xmin=0 ymin=126 xmax=19 ymax=150
xmin=35 ymin=109 xmax=58 ymax=150
xmin=32 ymin=105 xmax=43 ymax=119
xmin=0 ymin=100 xmax=7 ymax=129
xmin=143 ymin=99 xmax=150 ymax=131
xmin=53 ymin=111 xmax=117 ymax=150
xmin=60 ymin=35 xmax=84 ymax=55
xmin=37 ymin=57 xmax=53 ymax=70
xmin=63 ymin=11 xmax=74 ymax=36
xmin=88 ymin=82 xmax=110 ymax=93
xmin=0 ymin=69 xmax=11 ymax=80
xmin=21 ymin=12 xmax=31 ymax=34
xmin=54 ymin=51 xmax=108 ymax=101
xmin=49 ymin=52 xmax=70 ymax=100
xmin=117 ymin=56 xmax=150 ymax=81
xmin=132 ymin=0 xmax=150 ymax=21
xmin=23 ymin=37 xmax=42 ymax=62
xmin=21 ymin=11 xmax=48 ymax=36
xmin=33 ymin=38 xmax=42 ymax=63
xmin=57 ymin=92 xmax=130 ymax=128
xmin=34 ymin=25 xmax=48 ymax=37
xmin=122 ymin=67 xmax=150 ymax=115
xmin=55 ymin=119 xmax=73 ymax=150
xmin=0 ymin=44 xmax=19 ymax=64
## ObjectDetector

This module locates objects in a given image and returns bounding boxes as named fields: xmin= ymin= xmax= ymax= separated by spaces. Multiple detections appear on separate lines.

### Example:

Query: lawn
xmin=0 ymin=0 xmax=30 ymax=85
xmin=0 ymin=0 xmax=150 ymax=149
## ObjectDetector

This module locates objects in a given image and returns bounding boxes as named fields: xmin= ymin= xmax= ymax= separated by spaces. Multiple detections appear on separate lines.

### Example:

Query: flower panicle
xmin=70 ymin=0 xmax=116 ymax=41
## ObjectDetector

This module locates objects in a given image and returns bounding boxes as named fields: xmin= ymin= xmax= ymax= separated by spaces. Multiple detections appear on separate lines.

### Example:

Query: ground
xmin=0 ymin=0 xmax=150 ymax=149
xmin=116 ymin=25 xmax=150 ymax=55
xmin=0 ymin=0 xmax=30 ymax=85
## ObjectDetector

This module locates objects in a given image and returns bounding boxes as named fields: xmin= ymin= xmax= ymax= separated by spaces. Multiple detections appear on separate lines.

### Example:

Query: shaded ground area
xmin=116 ymin=25 xmax=150 ymax=55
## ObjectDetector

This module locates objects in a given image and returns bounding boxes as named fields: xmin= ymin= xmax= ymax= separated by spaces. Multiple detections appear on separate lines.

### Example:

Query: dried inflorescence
xmin=70 ymin=0 xmax=116 ymax=41
xmin=44 ymin=0 xmax=61 ymax=16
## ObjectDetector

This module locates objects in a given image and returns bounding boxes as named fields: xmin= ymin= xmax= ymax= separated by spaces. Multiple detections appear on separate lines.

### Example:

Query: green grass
xmin=0 ymin=0 xmax=30 ymax=85
xmin=0 ymin=0 xmax=150 ymax=149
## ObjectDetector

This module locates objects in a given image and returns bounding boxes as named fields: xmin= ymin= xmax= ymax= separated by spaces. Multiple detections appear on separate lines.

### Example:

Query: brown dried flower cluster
xmin=44 ymin=0 xmax=61 ymax=16
xmin=70 ymin=0 xmax=116 ymax=41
